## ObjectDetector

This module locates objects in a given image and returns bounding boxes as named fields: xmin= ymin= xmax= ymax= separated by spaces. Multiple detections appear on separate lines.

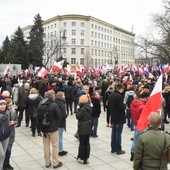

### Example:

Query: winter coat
xmin=130 ymin=99 xmax=145 ymax=126
xmin=38 ymin=98 xmax=62 ymax=133
xmin=108 ymin=90 xmax=126 ymax=124
xmin=26 ymin=94 xmax=42 ymax=117
xmin=64 ymin=85 xmax=74 ymax=100
xmin=18 ymin=88 xmax=30 ymax=108
xmin=76 ymin=103 xmax=92 ymax=135
xmin=134 ymin=127 xmax=170 ymax=170
xmin=55 ymin=97 xmax=67 ymax=129
xmin=91 ymin=97 xmax=101 ymax=118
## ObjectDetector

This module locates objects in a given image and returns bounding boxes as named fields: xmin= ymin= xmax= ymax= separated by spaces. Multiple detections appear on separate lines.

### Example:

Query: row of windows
xmin=91 ymin=24 xmax=112 ymax=34
xmin=44 ymin=22 xmax=85 ymax=31
xmin=71 ymin=39 xmax=84 ymax=45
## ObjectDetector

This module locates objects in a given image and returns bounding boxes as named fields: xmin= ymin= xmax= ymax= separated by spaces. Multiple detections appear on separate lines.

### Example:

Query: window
xmin=72 ymin=22 xmax=76 ymax=26
xmin=71 ymin=58 xmax=76 ymax=64
xmin=71 ymin=48 xmax=76 ymax=54
xmin=81 ymin=48 xmax=84 ymax=54
xmin=91 ymin=31 xmax=94 ymax=37
xmin=98 ymin=50 xmax=100 ymax=56
xmin=72 ymin=29 xmax=76 ymax=35
xmin=80 ymin=58 xmax=84 ymax=65
xmin=95 ymin=32 xmax=97 ymax=38
xmin=98 ymin=42 xmax=100 ymax=47
xmin=98 ymin=26 xmax=100 ymax=30
xmin=54 ymin=23 xmax=56 ymax=28
xmin=51 ymin=25 xmax=53 ymax=29
xmin=48 ymin=26 xmax=49 ymax=30
xmin=91 ymin=49 xmax=94 ymax=55
xmin=63 ymin=22 xmax=67 ymax=27
xmin=44 ymin=27 xmax=46 ymax=31
xmin=95 ymin=49 xmax=97 ymax=56
xmin=71 ymin=39 xmax=76 ymax=45
xmin=91 ymin=24 xmax=93 ymax=28
xmin=98 ymin=33 xmax=100 ymax=39
xmin=81 ymin=22 xmax=84 ymax=27
xmin=81 ymin=30 xmax=84 ymax=36
xmin=80 ymin=39 xmax=84 ymax=45
xmin=95 ymin=25 xmax=97 ymax=29
xmin=95 ymin=41 xmax=97 ymax=46
xmin=91 ymin=40 xmax=93 ymax=46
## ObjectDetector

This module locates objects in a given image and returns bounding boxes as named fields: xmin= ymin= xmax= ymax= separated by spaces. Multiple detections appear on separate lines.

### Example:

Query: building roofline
xmin=43 ymin=14 xmax=135 ymax=36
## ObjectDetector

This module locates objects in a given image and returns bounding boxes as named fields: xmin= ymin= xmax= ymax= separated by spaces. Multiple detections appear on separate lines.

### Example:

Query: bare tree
xmin=135 ymin=0 xmax=170 ymax=63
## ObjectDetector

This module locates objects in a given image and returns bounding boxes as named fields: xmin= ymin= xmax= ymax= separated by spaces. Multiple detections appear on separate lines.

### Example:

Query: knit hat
xmin=2 ymin=91 xmax=10 ymax=98
xmin=0 ymin=99 xmax=7 ymax=104
xmin=79 ymin=95 xmax=89 ymax=103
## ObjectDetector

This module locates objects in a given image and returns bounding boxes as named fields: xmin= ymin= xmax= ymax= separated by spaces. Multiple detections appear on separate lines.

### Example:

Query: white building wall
xmin=21 ymin=15 xmax=135 ymax=67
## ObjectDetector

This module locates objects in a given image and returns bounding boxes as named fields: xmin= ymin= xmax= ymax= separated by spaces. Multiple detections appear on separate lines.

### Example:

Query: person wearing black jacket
xmin=91 ymin=91 xmax=101 ymax=137
xmin=26 ymin=88 xmax=42 ymax=137
xmin=108 ymin=83 xmax=126 ymax=155
xmin=39 ymin=90 xmax=62 ymax=169
xmin=55 ymin=91 xmax=68 ymax=156
xmin=75 ymin=95 xmax=92 ymax=164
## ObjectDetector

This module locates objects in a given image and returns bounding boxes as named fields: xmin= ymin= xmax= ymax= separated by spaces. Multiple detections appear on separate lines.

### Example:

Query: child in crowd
xmin=91 ymin=91 xmax=101 ymax=137
xmin=3 ymin=98 xmax=17 ymax=170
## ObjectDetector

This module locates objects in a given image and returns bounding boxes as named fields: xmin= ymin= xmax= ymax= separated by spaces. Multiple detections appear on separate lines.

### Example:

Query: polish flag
xmin=37 ymin=67 xmax=48 ymax=79
xmin=52 ymin=61 xmax=63 ymax=72
xmin=137 ymin=74 xmax=162 ymax=131
xmin=3 ymin=65 xmax=10 ymax=75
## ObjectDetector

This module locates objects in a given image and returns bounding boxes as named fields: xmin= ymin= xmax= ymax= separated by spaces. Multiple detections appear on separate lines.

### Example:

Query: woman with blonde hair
xmin=26 ymin=88 xmax=42 ymax=137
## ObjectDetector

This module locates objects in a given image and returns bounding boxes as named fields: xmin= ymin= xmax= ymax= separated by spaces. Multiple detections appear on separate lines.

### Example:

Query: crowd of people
xmin=0 ymin=71 xmax=170 ymax=169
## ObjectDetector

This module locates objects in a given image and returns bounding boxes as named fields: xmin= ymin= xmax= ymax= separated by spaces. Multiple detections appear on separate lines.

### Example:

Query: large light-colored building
xmin=22 ymin=14 xmax=135 ymax=67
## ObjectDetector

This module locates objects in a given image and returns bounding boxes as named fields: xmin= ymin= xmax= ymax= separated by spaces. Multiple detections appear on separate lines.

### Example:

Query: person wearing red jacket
xmin=130 ymin=92 xmax=150 ymax=161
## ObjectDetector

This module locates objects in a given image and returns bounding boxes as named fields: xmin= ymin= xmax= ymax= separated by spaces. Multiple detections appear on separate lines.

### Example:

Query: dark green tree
xmin=1 ymin=36 xmax=12 ymax=63
xmin=28 ymin=13 xmax=44 ymax=66
xmin=11 ymin=26 xmax=28 ymax=69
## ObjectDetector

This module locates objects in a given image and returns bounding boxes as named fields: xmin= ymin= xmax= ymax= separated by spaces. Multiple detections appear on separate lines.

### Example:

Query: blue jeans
xmin=58 ymin=128 xmax=64 ymax=152
xmin=126 ymin=109 xmax=134 ymax=130
xmin=111 ymin=123 xmax=123 ymax=152
xmin=91 ymin=118 xmax=98 ymax=135
xmin=4 ymin=140 xmax=13 ymax=166
xmin=131 ymin=125 xmax=139 ymax=153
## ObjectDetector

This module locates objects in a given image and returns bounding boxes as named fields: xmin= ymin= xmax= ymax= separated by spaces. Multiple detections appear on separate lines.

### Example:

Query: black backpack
xmin=126 ymin=95 xmax=134 ymax=108
xmin=37 ymin=99 xmax=52 ymax=129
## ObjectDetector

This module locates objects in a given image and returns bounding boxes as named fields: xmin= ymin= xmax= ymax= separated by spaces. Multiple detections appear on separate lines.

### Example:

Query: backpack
xmin=126 ymin=95 xmax=134 ymax=108
xmin=37 ymin=100 xmax=52 ymax=129
xmin=0 ymin=111 xmax=12 ymax=141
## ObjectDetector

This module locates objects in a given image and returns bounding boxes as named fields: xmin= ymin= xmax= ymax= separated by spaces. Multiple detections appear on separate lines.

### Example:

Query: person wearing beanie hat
xmin=79 ymin=95 xmax=89 ymax=104
xmin=75 ymin=95 xmax=92 ymax=164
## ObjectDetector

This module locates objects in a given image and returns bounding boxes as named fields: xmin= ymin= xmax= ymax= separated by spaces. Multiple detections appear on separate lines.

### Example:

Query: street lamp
xmin=112 ymin=46 xmax=118 ymax=65
xmin=59 ymin=28 xmax=67 ymax=59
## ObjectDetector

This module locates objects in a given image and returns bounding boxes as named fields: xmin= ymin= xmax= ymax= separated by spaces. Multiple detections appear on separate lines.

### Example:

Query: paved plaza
xmin=11 ymin=110 xmax=170 ymax=170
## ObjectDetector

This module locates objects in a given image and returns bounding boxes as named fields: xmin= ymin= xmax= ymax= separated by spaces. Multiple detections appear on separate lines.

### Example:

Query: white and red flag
xmin=52 ymin=60 xmax=63 ymax=72
xmin=37 ymin=67 xmax=48 ymax=79
xmin=3 ymin=65 xmax=10 ymax=75
xmin=137 ymin=74 xmax=162 ymax=131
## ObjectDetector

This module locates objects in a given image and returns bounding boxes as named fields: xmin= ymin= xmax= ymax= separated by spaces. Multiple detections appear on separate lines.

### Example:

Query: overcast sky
xmin=0 ymin=0 xmax=163 ymax=46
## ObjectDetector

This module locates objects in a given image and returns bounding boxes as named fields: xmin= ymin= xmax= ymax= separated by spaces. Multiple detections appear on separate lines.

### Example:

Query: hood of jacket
xmin=130 ymin=99 xmax=145 ymax=109
xmin=28 ymin=94 xmax=38 ymax=100
xmin=127 ymin=90 xmax=135 ymax=96
xmin=55 ymin=97 xmax=66 ymax=107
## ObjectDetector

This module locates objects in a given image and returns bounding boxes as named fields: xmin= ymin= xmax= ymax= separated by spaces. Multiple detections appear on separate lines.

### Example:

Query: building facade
xmin=22 ymin=14 xmax=135 ymax=67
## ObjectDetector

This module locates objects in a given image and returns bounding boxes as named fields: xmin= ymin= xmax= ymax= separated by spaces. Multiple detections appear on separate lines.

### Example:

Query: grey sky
xmin=0 ymin=0 xmax=163 ymax=46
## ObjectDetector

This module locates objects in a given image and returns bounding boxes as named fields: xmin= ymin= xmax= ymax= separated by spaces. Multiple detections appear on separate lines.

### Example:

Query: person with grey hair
xmin=134 ymin=112 xmax=170 ymax=170
xmin=37 ymin=90 xmax=63 ymax=168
